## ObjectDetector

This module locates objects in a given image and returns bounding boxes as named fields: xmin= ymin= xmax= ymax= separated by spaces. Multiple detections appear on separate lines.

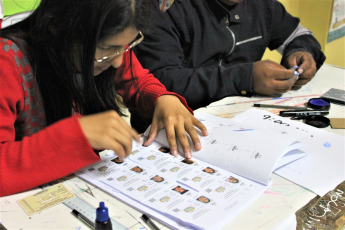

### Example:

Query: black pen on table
xmin=253 ymin=103 xmax=307 ymax=110
xmin=72 ymin=209 xmax=94 ymax=229
xmin=142 ymin=214 xmax=160 ymax=230
xmin=279 ymin=110 xmax=329 ymax=117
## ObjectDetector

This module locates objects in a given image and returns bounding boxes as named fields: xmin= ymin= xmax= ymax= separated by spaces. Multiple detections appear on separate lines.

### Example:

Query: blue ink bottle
xmin=94 ymin=202 xmax=112 ymax=230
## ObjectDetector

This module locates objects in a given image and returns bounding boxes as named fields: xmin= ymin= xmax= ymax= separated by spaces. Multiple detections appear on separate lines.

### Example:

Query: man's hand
xmin=283 ymin=51 xmax=317 ymax=87
xmin=143 ymin=95 xmax=208 ymax=159
xmin=252 ymin=60 xmax=298 ymax=95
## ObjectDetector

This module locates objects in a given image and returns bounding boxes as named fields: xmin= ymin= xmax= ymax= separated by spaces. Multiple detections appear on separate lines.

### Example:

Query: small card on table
xmin=17 ymin=183 xmax=74 ymax=216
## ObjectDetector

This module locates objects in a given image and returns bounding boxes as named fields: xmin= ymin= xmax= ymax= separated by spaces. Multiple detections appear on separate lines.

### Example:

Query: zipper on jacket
xmin=225 ymin=14 xmax=236 ymax=56
xmin=219 ymin=14 xmax=236 ymax=67
xmin=236 ymin=36 xmax=262 ymax=46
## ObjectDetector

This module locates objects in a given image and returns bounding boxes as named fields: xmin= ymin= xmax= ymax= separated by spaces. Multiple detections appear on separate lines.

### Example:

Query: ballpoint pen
xmin=279 ymin=110 xmax=329 ymax=117
xmin=72 ymin=209 xmax=94 ymax=229
xmin=253 ymin=103 xmax=307 ymax=110
xmin=126 ymin=210 xmax=145 ymax=228
xmin=142 ymin=214 xmax=160 ymax=230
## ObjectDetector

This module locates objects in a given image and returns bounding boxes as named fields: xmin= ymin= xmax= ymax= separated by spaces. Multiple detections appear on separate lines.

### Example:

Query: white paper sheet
xmin=231 ymin=108 xmax=345 ymax=196
xmin=152 ymin=112 xmax=308 ymax=185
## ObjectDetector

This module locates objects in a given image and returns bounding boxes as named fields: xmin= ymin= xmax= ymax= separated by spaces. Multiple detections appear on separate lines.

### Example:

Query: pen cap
xmin=96 ymin=202 xmax=110 ymax=222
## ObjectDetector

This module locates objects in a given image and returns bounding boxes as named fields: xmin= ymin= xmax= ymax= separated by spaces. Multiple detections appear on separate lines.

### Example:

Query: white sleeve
xmin=276 ymin=23 xmax=313 ymax=54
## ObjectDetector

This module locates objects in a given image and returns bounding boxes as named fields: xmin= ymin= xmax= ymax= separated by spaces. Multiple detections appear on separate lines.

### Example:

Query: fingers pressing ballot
xmin=143 ymin=95 xmax=208 ymax=159
xmin=78 ymin=110 xmax=141 ymax=162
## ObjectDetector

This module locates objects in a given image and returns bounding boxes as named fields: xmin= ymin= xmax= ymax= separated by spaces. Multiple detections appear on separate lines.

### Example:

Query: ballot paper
xmin=76 ymin=110 xmax=308 ymax=229
xmin=231 ymin=108 xmax=345 ymax=196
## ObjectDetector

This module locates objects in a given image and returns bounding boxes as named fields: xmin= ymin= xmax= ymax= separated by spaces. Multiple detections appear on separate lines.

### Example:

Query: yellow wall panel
xmin=325 ymin=37 xmax=345 ymax=67
xmin=298 ymin=0 xmax=333 ymax=51
xmin=263 ymin=0 xmax=345 ymax=68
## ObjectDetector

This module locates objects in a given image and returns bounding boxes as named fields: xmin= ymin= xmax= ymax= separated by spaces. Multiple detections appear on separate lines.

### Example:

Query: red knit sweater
xmin=0 ymin=38 xmax=191 ymax=197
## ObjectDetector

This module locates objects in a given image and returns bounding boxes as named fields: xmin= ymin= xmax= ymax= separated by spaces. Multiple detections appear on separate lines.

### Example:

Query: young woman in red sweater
xmin=0 ymin=0 xmax=207 ymax=197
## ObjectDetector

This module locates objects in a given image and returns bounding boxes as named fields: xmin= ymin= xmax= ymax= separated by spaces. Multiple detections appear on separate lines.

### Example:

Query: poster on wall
xmin=328 ymin=0 xmax=345 ymax=43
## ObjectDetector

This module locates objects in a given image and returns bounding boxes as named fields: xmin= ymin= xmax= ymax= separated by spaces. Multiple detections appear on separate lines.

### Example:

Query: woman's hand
xmin=143 ymin=95 xmax=208 ymax=159
xmin=78 ymin=110 xmax=141 ymax=162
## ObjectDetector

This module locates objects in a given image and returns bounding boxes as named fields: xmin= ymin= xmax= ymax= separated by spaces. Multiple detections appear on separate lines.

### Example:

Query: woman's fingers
xmin=78 ymin=110 xmax=138 ymax=160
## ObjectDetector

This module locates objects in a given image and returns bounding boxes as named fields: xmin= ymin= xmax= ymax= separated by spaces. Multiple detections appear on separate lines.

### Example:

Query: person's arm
xmin=281 ymin=33 xmax=326 ymax=87
xmin=0 ymin=44 xmax=100 ymax=197
xmin=114 ymin=51 xmax=193 ymax=116
xmin=115 ymin=51 xmax=208 ymax=158
xmin=0 ymin=116 xmax=100 ymax=197
xmin=250 ymin=0 xmax=326 ymax=94
xmin=280 ymin=25 xmax=325 ymax=70
xmin=134 ymin=2 xmax=253 ymax=110
xmin=267 ymin=0 xmax=325 ymax=87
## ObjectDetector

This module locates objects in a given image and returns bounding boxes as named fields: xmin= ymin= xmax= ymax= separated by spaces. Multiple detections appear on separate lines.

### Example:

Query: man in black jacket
xmin=132 ymin=0 xmax=326 ymax=133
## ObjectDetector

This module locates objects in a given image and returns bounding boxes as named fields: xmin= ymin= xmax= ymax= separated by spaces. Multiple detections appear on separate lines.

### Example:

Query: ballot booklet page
xmin=76 ymin=142 xmax=267 ymax=230
xmin=151 ymin=111 xmax=307 ymax=185
xmin=76 ymin=110 xmax=311 ymax=229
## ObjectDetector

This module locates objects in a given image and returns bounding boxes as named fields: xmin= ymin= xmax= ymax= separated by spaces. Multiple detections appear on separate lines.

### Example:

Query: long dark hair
xmin=0 ymin=0 xmax=152 ymax=124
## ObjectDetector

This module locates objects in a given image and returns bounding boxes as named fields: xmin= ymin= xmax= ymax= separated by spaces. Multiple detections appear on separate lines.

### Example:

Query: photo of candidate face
xmin=226 ymin=176 xmax=239 ymax=183
xmin=158 ymin=146 xmax=170 ymax=153
xmin=131 ymin=166 xmax=143 ymax=173
xmin=203 ymin=167 xmax=216 ymax=174
xmin=172 ymin=186 xmax=189 ymax=194
xmin=181 ymin=159 xmax=195 ymax=165
xmin=151 ymin=175 xmax=164 ymax=183
xmin=197 ymin=196 xmax=210 ymax=203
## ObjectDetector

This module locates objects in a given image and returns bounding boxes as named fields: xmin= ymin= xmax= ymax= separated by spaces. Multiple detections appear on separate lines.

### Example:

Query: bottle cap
xmin=308 ymin=98 xmax=331 ymax=110
xmin=96 ymin=202 xmax=110 ymax=222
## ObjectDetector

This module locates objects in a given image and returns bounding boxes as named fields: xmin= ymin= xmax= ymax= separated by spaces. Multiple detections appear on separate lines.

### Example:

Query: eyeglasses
xmin=95 ymin=31 xmax=144 ymax=63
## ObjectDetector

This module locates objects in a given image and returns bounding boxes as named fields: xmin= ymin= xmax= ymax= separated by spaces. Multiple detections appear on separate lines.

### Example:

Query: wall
xmin=324 ymin=33 xmax=345 ymax=67
xmin=3 ymin=0 xmax=39 ymax=16
xmin=263 ymin=0 xmax=345 ymax=68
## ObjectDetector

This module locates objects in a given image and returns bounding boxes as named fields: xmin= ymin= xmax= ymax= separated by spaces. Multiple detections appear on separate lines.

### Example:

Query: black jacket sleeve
xmin=281 ymin=34 xmax=326 ymax=69
xmin=134 ymin=0 xmax=253 ymax=110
